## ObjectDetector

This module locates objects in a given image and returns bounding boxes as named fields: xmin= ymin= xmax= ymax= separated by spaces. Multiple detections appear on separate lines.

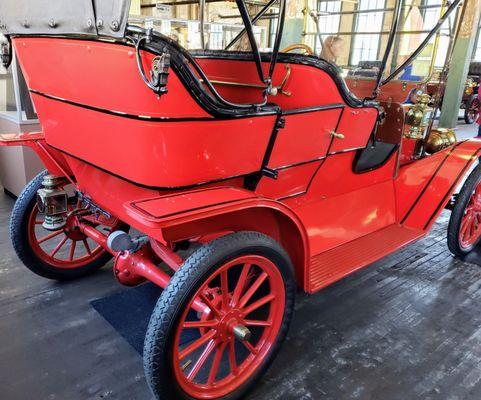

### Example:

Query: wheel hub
xmin=214 ymin=308 xmax=249 ymax=342
xmin=63 ymin=215 xmax=87 ymax=241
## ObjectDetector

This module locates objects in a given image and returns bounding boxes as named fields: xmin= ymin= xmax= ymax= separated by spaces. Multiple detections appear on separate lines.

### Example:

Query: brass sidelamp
xmin=405 ymin=93 xmax=433 ymax=140
xmin=36 ymin=175 xmax=68 ymax=231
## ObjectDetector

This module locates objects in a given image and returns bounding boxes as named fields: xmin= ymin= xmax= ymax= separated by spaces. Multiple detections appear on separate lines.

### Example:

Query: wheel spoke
xmin=35 ymin=220 xmax=43 ymax=225
xmin=82 ymin=239 xmax=92 ymax=255
xmin=243 ymin=319 xmax=272 ymax=327
xmin=186 ymin=339 xmax=217 ymax=382
xmin=228 ymin=337 xmax=238 ymax=375
xmin=238 ymin=272 xmax=268 ymax=309
xmin=69 ymin=240 xmax=77 ymax=261
xmin=179 ymin=330 xmax=216 ymax=361
xmin=198 ymin=293 xmax=221 ymax=318
xmin=231 ymin=263 xmax=251 ymax=307
xmin=183 ymin=320 xmax=218 ymax=329
xmin=242 ymin=293 xmax=275 ymax=316
xmin=37 ymin=230 xmax=63 ymax=244
xmin=207 ymin=342 xmax=226 ymax=385
xmin=220 ymin=270 xmax=229 ymax=310
xmin=469 ymin=217 xmax=476 ymax=239
xmin=461 ymin=213 xmax=473 ymax=240
xmin=50 ymin=235 xmax=68 ymax=257
xmin=242 ymin=339 xmax=258 ymax=355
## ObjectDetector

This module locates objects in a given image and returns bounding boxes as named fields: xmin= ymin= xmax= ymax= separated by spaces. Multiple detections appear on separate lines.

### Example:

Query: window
xmin=350 ymin=0 xmax=386 ymax=66
xmin=422 ymin=0 xmax=442 ymax=27
xmin=208 ymin=24 xmax=223 ymax=49
xmin=315 ymin=0 xmax=342 ymax=53
xmin=268 ymin=6 xmax=280 ymax=49
xmin=421 ymin=0 xmax=449 ymax=67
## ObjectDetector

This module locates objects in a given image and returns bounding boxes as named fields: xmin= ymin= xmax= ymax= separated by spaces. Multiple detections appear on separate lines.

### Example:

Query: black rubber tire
xmin=464 ymin=94 xmax=479 ymax=125
xmin=143 ymin=231 xmax=296 ymax=400
xmin=10 ymin=170 xmax=117 ymax=281
xmin=448 ymin=162 xmax=481 ymax=257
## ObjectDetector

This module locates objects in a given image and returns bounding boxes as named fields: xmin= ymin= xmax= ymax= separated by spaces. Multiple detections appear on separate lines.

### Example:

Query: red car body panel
xmin=32 ymin=92 xmax=276 ymax=187
xmin=267 ymin=108 xmax=342 ymax=169
xmin=195 ymin=57 xmax=346 ymax=108
xmin=4 ymin=36 xmax=481 ymax=294
xmin=331 ymin=107 xmax=379 ymax=153
xmin=15 ymin=38 xmax=209 ymax=118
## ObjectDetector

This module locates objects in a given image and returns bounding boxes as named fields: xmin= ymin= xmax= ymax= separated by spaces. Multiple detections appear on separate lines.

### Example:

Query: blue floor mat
xmin=91 ymin=283 xmax=163 ymax=355
xmin=91 ymin=283 xmax=199 ymax=355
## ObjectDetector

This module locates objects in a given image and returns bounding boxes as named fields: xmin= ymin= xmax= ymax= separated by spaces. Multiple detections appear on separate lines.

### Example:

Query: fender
xmin=0 ymin=132 xmax=73 ymax=180
xmin=401 ymin=138 xmax=481 ymax=230
xmin=124 ymin=187 xmax=310 ymax=288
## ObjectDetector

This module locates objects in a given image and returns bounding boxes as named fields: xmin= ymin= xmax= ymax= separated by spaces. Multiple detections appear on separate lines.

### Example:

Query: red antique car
xmin=0 ymin=0 xmax=478 ymax=399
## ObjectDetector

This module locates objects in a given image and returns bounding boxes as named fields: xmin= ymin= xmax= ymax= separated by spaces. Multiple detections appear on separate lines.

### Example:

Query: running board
xmin=308 ymin=224 xmax=424 ymax=293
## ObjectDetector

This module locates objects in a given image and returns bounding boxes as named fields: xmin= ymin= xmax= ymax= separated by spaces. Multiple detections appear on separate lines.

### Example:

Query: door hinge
xmin=276 ymin=118 xmax=286 ymax=130
xmin=262 ymin=167 xmax=278 ymax=180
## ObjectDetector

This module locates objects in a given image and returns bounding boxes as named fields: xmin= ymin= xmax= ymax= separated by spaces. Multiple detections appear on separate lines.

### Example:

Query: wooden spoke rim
xmin=27 ymin=204 xmax=116 ymax=269
xmin=459 ymin=182 xmax=481 ymax=249
xmin=468 ymin=98 xmax=480 ymax=121
xmin=172 ymin=255 xmax=286 ymax=399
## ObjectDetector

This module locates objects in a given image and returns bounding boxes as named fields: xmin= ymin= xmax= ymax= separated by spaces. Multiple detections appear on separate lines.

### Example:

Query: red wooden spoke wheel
xmin=448 ymin=163 xmax=481 ymax=257
xmin=458 ymin=184 xmax=481 ymax=250
xmin=173 ymin=255 xmax=285 ymax=399
xmin=143 ymin=232 xmax=295 ymax=400
xmin=465 ymin=95 xmax=480 ymax=125
xmin=10 ymin=171 xmax=127 ymax=280
xmin=27 ymin=203 xmax=116 ymax=269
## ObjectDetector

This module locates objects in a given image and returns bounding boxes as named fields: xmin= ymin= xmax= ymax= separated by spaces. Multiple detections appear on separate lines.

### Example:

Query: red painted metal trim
xmin=402 ymin=139 xmax=481 ymax=230
xmin=79 ymin=222 xmax=206 ymax=312
xmin=308 ymin=224 xmax=424 ymax=293
xmin=399 ymin=144 xmax=458 ymax=224
xmin=79 ymin=224 xmax=112 ymax=253
xmin=423 ymin=147 xmax=481 ymax=230
xmin=0 ymin=131 xmax=73 ymax=180
xmin=0 ymin=131 xmax=45 ymax=145
xmin=36 ymin=142 xmax=76 ymax=185
xmin=126 ymin=193 xmax=310 ymax=287
xmin=31 ymin=89 xmax=215 ymax=122
xmin=129 ymin=187 xmax=256 ymax=221
xmin=149 ymin=238 xmax=183 ymax=271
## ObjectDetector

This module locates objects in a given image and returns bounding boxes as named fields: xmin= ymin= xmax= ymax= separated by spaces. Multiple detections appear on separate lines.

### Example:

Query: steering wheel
xmin=281 ymin=44 xmax=314 ymax=56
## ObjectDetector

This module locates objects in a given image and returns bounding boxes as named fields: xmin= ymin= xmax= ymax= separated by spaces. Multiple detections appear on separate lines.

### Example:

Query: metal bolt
xmin=111 ymin=20 xmax=120 ymax=32
xmin=233 ymin=325 xmax=251 ymax=342
xmin=49 ymin=19 xmax=57 ymax=28
xmin=23 ymin=19 xmax=29 ymax=28
xmin=87 ymin=19 xmax=93 ymax=29
xmin=96 ymin=19 xmax=104 ymax=29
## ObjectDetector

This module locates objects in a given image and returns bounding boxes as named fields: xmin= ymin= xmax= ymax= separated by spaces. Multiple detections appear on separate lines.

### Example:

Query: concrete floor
xmin=1 ymin=122 xmax=481 ymax=400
